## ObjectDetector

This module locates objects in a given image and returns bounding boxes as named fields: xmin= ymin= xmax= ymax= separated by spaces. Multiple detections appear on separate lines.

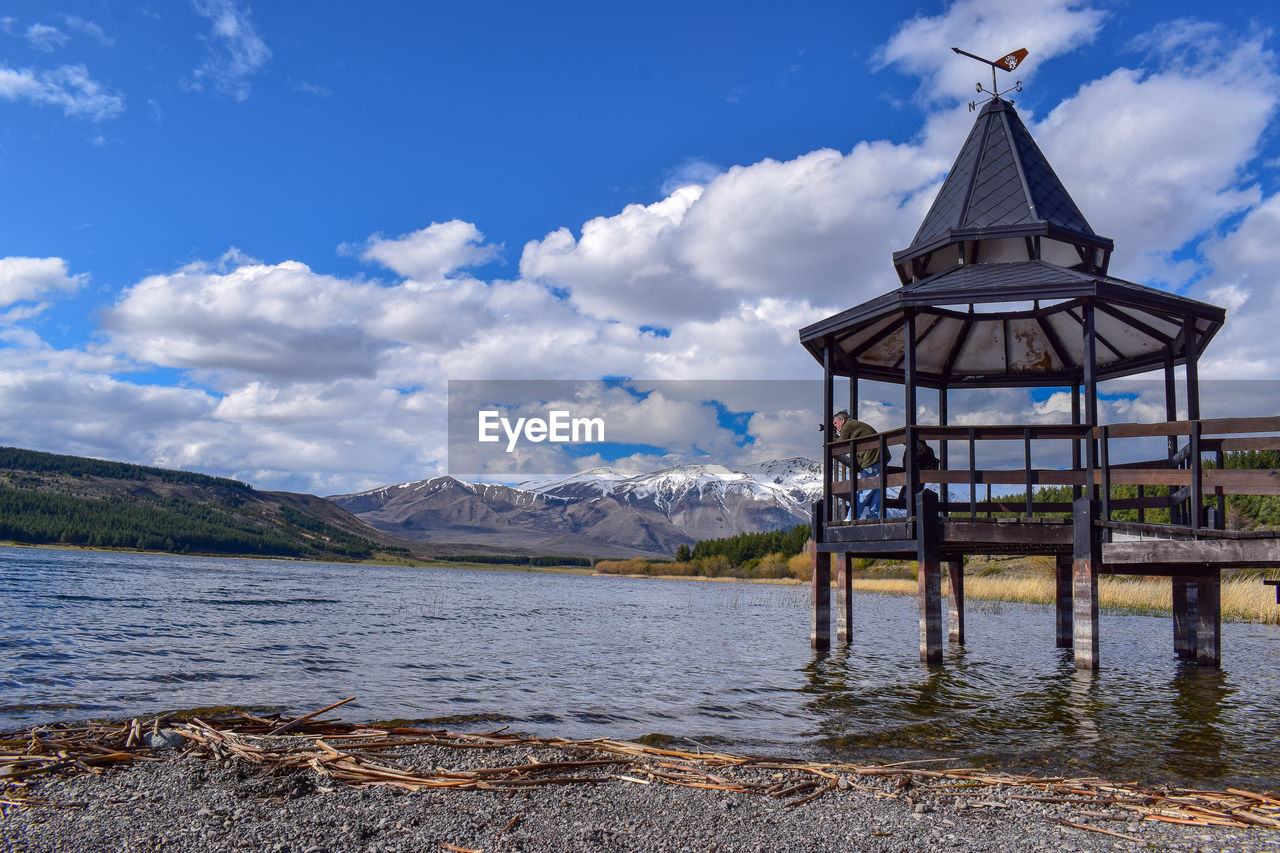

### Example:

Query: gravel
xmin=5 ymin=741 xmax=1280 ymax=853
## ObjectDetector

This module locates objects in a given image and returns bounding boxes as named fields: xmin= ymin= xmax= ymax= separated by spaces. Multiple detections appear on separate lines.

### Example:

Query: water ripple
xmin=1 ymin=546 xmax=1278 ymax=790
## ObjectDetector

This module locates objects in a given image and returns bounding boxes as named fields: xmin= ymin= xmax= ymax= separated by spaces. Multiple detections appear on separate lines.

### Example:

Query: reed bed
xmin=2 ymin=698 xmax=1278 ymax=837
xmin=847 ymin=575 xmax=1280 ymax=624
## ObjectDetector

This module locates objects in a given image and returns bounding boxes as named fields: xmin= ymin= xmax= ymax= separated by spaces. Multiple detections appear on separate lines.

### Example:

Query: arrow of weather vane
xmin=952 ymin=46 xmax=1028 ymax=110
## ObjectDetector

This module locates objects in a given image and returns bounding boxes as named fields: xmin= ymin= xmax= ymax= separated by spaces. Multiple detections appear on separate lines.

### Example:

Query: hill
xmin=0 ymin=446 xmax=418 ymax=562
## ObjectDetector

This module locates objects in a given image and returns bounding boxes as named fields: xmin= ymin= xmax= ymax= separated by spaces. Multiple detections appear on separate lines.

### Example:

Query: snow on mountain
xmin=516 ymin=466 xmax=641 ymax=498
xmin=329 ymin=459 xmax=822 ymax=558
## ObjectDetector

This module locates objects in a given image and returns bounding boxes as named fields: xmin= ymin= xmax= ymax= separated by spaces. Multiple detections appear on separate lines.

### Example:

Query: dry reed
xmin=847 ymin=574 xmax=1279 ymax=624
xmin=3 ymin=702 xmax=1278 ymax=835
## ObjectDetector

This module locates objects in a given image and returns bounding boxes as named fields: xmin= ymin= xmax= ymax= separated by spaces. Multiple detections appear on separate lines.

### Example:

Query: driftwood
xmin=2 ymin=701 xmax=1279 ymax=837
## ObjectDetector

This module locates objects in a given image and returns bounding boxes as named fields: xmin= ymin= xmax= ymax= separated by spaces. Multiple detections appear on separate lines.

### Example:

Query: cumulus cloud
xmin=519 ymin=138 xmax=944 ymax=328
xmin=1034 ymin=25 xmax=1278 ymax=285
xmin=0 ymin=257 xmax=86 ymax=307
xmin=102 ymin=257 xmax=388 ymax=381
xmin=0 ymin=63 xmax=125 ymax=120
xmin=187 ymin=0 xmax=271 ymax=100
xmin=358 ymin=221 xmax=501 ymax=281
xmin=878 ymin=0 xmax=1107 ymax=103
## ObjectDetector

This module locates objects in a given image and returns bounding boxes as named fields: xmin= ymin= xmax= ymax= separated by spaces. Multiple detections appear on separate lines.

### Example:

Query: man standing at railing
xmin=832 ymin=410 xmax=891 ymax=519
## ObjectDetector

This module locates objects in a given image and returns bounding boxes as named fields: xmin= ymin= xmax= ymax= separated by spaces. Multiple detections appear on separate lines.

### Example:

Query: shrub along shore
xmin=596 ymin=553 xmax=1280 ymax=625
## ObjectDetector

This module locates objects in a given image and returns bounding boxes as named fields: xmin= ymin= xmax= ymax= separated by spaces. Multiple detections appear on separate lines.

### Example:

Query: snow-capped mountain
xmin=327 ymin=459 xmax=821 ymax=559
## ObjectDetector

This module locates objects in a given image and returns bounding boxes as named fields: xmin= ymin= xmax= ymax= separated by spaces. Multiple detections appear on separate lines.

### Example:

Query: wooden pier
xmin=798 ymin=96 xmax=1280 ymax=669
xmin=808 ymin=416 xmax=1280 ymax=668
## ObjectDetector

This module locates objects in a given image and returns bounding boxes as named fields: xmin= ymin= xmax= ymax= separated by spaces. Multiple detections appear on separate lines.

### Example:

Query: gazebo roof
xmin=802 ymin=95 xmax=1225 ymax=389
xmin=892 ymin=98 xmax=1113 ymax=284
xmin=799 ymin=260 xmax=1224 ymax=388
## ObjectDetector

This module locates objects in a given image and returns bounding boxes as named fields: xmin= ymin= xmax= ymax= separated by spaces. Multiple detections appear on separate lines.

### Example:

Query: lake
xmin=2 ymin=545 xmax=1278 ymax=789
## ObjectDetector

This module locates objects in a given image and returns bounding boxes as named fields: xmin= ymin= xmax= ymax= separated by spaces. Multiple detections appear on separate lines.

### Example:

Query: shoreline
xmin=5 ymin=713 xmax=1279 ymax=852
xmin=7 ymin=539 xmax=1278 ymax=622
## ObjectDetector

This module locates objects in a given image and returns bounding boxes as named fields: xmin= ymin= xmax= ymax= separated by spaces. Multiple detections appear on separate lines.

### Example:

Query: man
xmin=831 ymin=410 xmax=892 ymax=519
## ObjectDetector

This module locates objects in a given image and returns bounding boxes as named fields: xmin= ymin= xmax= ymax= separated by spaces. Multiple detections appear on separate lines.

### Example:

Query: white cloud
xmin=0 ymin=257 xmax=86 ymax=307
xmin=62 ymin=15 xmax=114 ymax=47
xmin=25 ymin=23 xmax=69 ymax=52
xmin=1034 ymin=26 xmax=1278 ymax=284
xmin=103 ymin=258 xmax=387 ymax=381
xmin=188 ymin=0 xmax=270 ymax=101
xmin=4 ymin=4 xmax=1280 ymax=494
xmin=878 ymin=0 xmax=1107 ymax=103
xmin=0 ymin=63 xmax=125 ymax=121
xmin=519 ymin=136 xmax=947 ymax=329
xmin=358 ymin=220 xmax=501 ymax=281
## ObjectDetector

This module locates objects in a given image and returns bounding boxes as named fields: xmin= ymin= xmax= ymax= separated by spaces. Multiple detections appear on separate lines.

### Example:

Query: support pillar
xmin=836 ymin=553 xmax=853 ymax=643
xmin=1173 ymin=577 xmax=1196 ymax=660
xmin=1055 ymin=553 xmax=1073 ymax=648
xmin=810 ymin=500 xmax=829 ymax=650
xmin=1072 ymin=496 xmax=1100 ymax=670
xmin=917 ymin=489 xmax=943 ymax=664
xmin=947 ymin=558 xmax=964 ymax=645
xmin=1195 ymin=570 xmax=1221 ymax=668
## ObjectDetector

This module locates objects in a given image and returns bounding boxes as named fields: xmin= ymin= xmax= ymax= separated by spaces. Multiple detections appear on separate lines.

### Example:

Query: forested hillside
xmin=0 ymin=447 xmax=413 ymax=561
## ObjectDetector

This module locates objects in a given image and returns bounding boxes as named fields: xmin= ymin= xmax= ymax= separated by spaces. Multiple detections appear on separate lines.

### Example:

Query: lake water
xmin=2 ymin=545 xmax=1278 ymax=789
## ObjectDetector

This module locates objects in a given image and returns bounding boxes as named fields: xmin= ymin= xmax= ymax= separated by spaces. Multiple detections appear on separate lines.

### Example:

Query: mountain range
xmin=328 ymin=458 xmax=822 ymax=559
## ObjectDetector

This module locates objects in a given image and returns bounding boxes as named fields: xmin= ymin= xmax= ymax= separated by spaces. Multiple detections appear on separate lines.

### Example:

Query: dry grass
xmin=846 ymin=573 xmax=1280 ymax=624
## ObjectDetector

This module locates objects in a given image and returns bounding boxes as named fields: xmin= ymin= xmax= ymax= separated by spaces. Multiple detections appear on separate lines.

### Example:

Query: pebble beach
xmin=5 ymin=719 xmax=1280 ymax=853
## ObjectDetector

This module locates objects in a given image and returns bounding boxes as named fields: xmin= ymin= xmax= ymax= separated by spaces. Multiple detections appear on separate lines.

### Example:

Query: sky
xmin=2 ymin=0 xmax=1280 ymax=494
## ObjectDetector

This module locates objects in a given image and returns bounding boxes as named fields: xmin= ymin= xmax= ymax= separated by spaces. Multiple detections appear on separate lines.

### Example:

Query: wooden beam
xmin=1073 ymin=496 xmax=1101 ymax=670
xmin=917 ymin=489 xmax=943 ymax=665
xmin=1056 ymin=554 xmax=1072 ymax=648
xmin=1104 ymin=538 xmax=1280 ymax=567
xmin=1172 ymin=577 xmax=1195 ymax=660
xmin=947 ymin=557 xmax=965 ymax=645
xmin=836 ymin=552 xmax=853 ymax=644
xmin=811 ymin=500 xmax=830 ymax=650
xmin=1195 ymin=570 xmax=1221 ymax=667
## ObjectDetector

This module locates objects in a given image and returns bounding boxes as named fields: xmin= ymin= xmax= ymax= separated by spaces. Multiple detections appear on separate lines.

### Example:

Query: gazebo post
xmin=917 ymin=488 xmax=943 ymax=664
xmin=1073 ymin=495 xmax=1101 ymax=670
xmin=1194 ymin=568 xmax=1221 ymax=667
xmin=1183 ymin=320 xmax=1201 ymax=421
xmin=823 ymin=342 xmax=834 ymax=525
xmin=836 ymin=553 xmax=853 ymax=644
xmin=1165 ymin=353 xmax=1182 ymax=526
xmin=1055 ymin=553 xmax=1072 ymax=648
xmin=810 ymin=501 xmax=830 ymax=650
xmin=1071 ymin=383 xmax=1082 ymax=502
xmin=904 ymin=311 xmax=919 ymax=501
xmin=938 ymin=383 xmax=949 ymax=470
xmin=947 ymin=557 xmax=965 ymax=645
xmin=1083 ymin=303 xmax=1099 ymax=500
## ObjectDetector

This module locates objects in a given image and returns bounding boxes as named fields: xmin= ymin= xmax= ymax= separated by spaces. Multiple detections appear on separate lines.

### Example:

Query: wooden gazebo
xmin=799 ymin=97 xmax=1280 ymax=669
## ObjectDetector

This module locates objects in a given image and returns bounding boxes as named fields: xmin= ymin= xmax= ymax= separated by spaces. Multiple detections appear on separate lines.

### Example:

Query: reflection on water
xmin=2 ymin=546 xmax=1278 ymax=789
xmin=801 ymin=593 xmax=1278 ymax=787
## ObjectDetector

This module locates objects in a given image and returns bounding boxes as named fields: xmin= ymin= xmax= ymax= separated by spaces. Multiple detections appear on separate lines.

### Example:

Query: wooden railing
xmin=825 ymin=416 xmax=1280 ymax=528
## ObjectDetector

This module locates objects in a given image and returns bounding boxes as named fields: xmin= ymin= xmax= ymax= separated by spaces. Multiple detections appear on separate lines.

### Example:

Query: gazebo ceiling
xmin=799 ymin=260 xmax=1224 ymax=388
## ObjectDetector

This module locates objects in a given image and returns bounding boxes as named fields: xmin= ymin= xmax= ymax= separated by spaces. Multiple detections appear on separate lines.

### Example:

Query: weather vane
xmin=952 ymin=46 xmax=1027 ymax=111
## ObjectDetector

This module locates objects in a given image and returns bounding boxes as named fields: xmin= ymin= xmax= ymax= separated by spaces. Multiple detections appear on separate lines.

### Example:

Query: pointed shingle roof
xmin=893 ymin=99 xmax=1111 ymax=272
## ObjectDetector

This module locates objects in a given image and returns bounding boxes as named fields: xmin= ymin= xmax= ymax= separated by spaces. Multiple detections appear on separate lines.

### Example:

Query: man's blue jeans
xmin=855 ymin=462 xmax=906 ymax=519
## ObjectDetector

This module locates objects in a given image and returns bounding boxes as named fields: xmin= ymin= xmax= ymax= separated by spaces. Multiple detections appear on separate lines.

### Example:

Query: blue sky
xmin=2 ymin=0 xmax=1280 ymax=494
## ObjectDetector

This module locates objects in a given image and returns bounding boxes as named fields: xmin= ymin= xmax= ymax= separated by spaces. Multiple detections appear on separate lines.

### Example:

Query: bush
xmin=788 ymin=552 xmax=811 ymax=582
xmin=596 ymin=558 xmax=652 ymax=575
xmin=752 ymin=552 xmax=791 ymax=579
xmin=697 ymin=554 xmax=734 ymax=577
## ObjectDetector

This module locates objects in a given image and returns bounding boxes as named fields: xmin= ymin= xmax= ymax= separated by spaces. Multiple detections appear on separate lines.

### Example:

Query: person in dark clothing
xmin=831 ymin=410 xmax=904 ymax=519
